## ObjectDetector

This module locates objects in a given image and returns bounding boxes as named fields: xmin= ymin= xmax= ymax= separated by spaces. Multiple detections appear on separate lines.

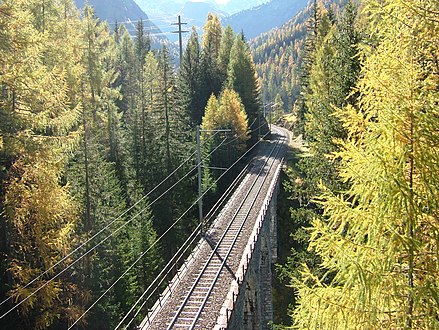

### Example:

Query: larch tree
xmin=201 ymin=13 xmax=223 ymax=101
xmin=278 ymin=3 xmax=362 ymax=324
xmin=217 ymin=25 xmax=235 ymax=87
xmin=65 ymin=8 xmax=147 ymax=327
xmin=0 ymin=0 xmax=84 ymax=328
xmin=201 ymin=89 xmax=249 ymax=175
xmin=202 ymin=13 xmax=222 ymax=64
xmin=293 ymin=0 xmax=439 ymax=328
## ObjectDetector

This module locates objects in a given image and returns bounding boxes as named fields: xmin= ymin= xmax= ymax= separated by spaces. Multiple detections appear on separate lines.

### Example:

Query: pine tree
xmin=180 ymin=27 xmax=203 ymax=126
xmin=227 ymin=34 xmax=263 ymax=144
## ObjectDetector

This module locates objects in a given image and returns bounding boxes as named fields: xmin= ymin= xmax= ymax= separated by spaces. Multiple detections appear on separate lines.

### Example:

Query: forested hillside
xmin=276 ymin=0 xmax=439 ymax=328
xmin=1 ymin=0 xmax=438 ymax=329
xmin=250 ymin=0 xmax=347 ymax=113
xmin=223 ymin=0 xmax=308 ymax=40
xmin=0 ymin=1 xmax=263 ymax=328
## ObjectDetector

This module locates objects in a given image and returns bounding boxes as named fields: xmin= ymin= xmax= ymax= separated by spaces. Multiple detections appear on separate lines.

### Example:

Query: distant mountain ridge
xmin=250 ymin=0 xmax=348 ymax=110
xmin=133 ymin=0 xmax=268 ymax=17
xmin=223 ymin=0 xmax=308 ymax=40
xmin=218 ymin=0 xmax=268 ymax=15
xmin=74 ymin=0 xmax=161 ymax=36
xmin=181 ymin=2 xmax=228 ymax=30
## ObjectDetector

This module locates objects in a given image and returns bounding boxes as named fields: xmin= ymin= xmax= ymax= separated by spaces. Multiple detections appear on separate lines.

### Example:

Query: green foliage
xmin=0 ymin=0 xmax=84 ymax=327
xmin=304 ymin=0 xmax=360 ymax=193
xmin=293 ymin=0 xmax=439 ymax=328
xmin=227 ymin=35 xmax=264 ymax=143
xmin=180 ymin=27 xmax=203 ymax=126
xmin=273 ymin=2 xmax=362 ymax=327
xmin=0 ymin=1 xmax=187 ymax=328
xmin=217 ymin=26 xmax=235 ymax=85
xmin=250 ymin=0 xmax=351 ymax=132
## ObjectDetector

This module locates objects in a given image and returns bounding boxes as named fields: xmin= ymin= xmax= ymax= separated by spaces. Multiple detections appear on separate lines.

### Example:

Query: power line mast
xmin=196 ymin=126 xmax=231 ymax=236
xmin=172 ymin=15 xmax=188 ymax=63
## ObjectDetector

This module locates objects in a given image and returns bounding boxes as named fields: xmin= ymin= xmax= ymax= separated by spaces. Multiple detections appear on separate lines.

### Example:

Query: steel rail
xmin=166 ymin=133 xmax=286 ymax=329
xmin=187 ymin=133 xmax=286 ymax=329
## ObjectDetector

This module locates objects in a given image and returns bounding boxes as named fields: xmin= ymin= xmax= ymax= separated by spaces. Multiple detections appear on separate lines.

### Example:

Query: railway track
xmin=142 ymin=128 xmax=287 ymax=329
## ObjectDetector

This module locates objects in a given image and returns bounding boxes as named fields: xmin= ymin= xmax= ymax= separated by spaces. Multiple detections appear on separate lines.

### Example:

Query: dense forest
xmin=276 ymin=0 xmax=439 ymax=328
xmin=1 ymin=0 xmax=439 ymax=329
xmin=0 ymin=1 xmax=263 ymax=328
xmin=251 ymin=0 xmax=350 ymax=116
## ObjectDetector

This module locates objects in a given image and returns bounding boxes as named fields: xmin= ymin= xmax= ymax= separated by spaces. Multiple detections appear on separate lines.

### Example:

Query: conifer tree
xmin=180 ymin=27 xmax=203 ymax=125
xmin=217 ymin=26 xmax=235 ymax=86
xmin=227 ymin=34 xmax=263 ymax=144
xmin=201 ymin=89 xmax=249 ymax=174
xmin=200 ymin=13 xmax=223 ymax=103
xmin=149 ymin=46 xmax=195 ymax=260
xmin=271 ymin=93 xmax=285 ymax=123
xmin=278 ymin=3 xmax=362 ymax=324
xmin=295 ymin=0 xmax=322 ymax=136
xmin=202 ymin=13 xmax=222 ymax=64
xmin=293 ymin=1 xmax=439 ymax=328
xmin=0 ymin=0 xmax=84 ymax=327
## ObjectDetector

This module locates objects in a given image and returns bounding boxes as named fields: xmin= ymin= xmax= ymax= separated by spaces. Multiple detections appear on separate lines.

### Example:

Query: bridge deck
xmin=140 ymin=128 xmax=287 ymax=329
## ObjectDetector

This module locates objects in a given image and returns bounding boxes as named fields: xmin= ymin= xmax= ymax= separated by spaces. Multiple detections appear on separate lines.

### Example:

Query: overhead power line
xmin=112 ymin=131 xmax=272 ymax=329
xmin=0 ymin=133 xmax=222 ymax=320
xmin=172 ymin=15 xmax=188 ymax=62
xmin=68 ymin=136 xmax=233 ymax=329
xmin=0 ymin=160 xmax=198 ymax=321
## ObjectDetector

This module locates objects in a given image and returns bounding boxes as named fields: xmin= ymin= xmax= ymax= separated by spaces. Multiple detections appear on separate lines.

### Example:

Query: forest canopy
xmin=0 ymin=2 xmax=263 ymax=328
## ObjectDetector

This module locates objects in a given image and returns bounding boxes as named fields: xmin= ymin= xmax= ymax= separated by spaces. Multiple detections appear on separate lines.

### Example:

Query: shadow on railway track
xmin=203 ymin=234 xmax=237 ymax=279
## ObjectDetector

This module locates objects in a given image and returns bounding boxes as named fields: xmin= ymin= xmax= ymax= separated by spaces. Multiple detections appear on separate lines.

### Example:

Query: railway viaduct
xmin=138 ymin=127 xmax=287 ymax=330
xmin=215 ymin=168 xmax=279 ymax=330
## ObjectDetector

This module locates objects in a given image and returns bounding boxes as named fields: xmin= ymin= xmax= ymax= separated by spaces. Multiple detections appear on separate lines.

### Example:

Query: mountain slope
xmin=134 ymin=0 xmax=183 ymax=17
xmin=134 ymin=0 xmax=268 ymax=17
xmin=250 ymin=0 xmax=348 ymax=110
xmin=181 ymin=1 xmax=227 ymax=28
xmin=249 ymin=2 xmax=310 ymax=110
xmin=218 ymin=0 xmax=268 ymax=15
xmin=223 ymin=0 xmax=308 ymax=40
xmin=74 ymin=0 xmax=161 ymax=35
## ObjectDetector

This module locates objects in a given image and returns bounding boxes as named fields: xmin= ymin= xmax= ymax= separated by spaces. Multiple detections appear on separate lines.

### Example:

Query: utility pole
xmin=196 ymin=127 xmax=231 ymax=236
xmin=263 ymin=102 xmax=280 ymax=135
xmin=258 ymin=111 xmax=261 ymax=139
xmin=172 ymin=15 xmax=188 ymax=63
xmin=196 ymin=125 xmax=203 ymax=235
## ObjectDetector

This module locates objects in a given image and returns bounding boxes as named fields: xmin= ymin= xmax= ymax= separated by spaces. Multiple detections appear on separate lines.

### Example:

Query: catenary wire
xmin=0 ymin=132 xmax=221 ymax=317
xmin=113 ymin=131 xmax=271 ymax=329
